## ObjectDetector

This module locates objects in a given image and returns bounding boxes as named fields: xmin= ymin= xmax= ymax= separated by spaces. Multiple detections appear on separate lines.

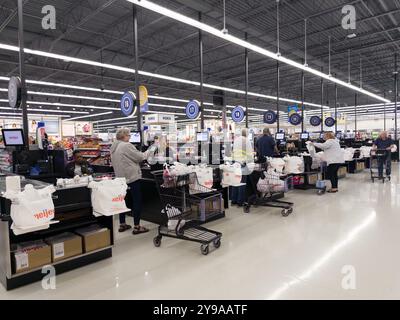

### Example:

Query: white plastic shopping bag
xmin=343 ymin=148 xmax=355 ymax=161
xmin=283 ymin=156 xmax=304 ymax=174
xmin=4 ymin=184 xmax=56 ymax=234
xmin=268 ymin=157 xmax=285 ymax=173
xmin=220 ymin=163 xmax=242 ymax=186
xmin=172 ymin=162 xmax=193 ymax=175
xmin=193 ymin=165 xmax=213 ymax=189
xmin=257 ymin=175 xmax=271 ymax=193
xmin=88 ymin=178 xmax=129 ymax=216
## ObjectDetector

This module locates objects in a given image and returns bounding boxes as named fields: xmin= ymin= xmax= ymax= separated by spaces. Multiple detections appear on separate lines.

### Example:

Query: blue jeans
xmin=119 ymin=180 xmax=142 ymax=226
xmin=378 ymin=152 xmax=391 ymax=177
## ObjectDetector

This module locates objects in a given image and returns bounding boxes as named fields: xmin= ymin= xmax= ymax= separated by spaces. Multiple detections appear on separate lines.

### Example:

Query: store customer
xmin=255 ymin=128 xmax=278 ymax=162
xmin=311 ymin=132 xmax=344 ymax=193
xmin=111 ymin=128 xmax=149 ymax=234
xmin=231 ymin=128 xmax=254 ymax=206
xmin=373 ymin=131 xmax=395 ymax=179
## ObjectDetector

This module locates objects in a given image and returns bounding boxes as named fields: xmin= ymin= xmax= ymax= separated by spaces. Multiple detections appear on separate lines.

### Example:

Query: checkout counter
xmin=0 ymin=174 xmax=114 ymax=290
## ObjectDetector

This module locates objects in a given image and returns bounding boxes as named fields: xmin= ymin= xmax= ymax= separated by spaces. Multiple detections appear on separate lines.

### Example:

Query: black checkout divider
xmin=124 ymin=166 xmax=228 ymax=226
xmin=12 ymin=149 xmax=70 ymax=184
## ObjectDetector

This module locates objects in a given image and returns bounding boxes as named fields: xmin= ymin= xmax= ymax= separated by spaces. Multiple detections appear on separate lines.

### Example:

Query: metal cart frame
xmin=151 ymin=170 xmax=222 ymax=255
xmin=370 ymin=149 xmax=391 ymax=183
xmin=243 ymin=163 xmax=294 ymax=217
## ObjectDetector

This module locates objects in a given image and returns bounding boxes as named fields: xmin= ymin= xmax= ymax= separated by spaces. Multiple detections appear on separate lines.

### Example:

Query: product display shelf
xmin=81 ymin=154 xmax=100 ymax=158
xmin=0 ymin=181 xmax=114 ymax=290
xmin=0 ymin=149 xmax=12 ymax=173
xmin=76 ymin=147 xmax=100 ymax=151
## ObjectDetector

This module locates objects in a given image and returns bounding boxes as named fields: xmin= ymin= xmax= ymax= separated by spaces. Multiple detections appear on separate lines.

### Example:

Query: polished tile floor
xmin=1 ymin=164 xmax=400 ymax=299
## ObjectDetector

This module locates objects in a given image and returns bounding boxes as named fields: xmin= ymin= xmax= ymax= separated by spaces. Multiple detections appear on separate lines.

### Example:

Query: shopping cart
xmin=243 ymin=162 xmax=294 ymax=217
xmin=370 ymin=149 xmax=391 ymax=183
xmin=151 ymin=170 xmax=222 ymax=255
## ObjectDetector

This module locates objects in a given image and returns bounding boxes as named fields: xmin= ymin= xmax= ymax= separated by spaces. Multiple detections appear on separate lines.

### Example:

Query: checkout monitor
xmin=300 ymin=133 xmax=309 ymax=140
xmin=196 ymin=132 xmax=209 ymax=142
xmin=129 ymin=131 xmax=141 ymax=144
xmin=2 ymin=129 xmax=25 ymax=147
xmin=275 ymin=133 xmax=285 ymax=140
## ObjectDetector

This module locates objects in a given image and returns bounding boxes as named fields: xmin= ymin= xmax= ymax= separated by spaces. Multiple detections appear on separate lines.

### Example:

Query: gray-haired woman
xmin=111 ymin=128 xmax=149 ymax=234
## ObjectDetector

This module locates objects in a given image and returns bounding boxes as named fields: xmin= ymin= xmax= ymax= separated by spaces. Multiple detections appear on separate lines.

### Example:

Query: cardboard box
xmin=338 ymin=167 xmax=347 ymax=178
xmin=75 ymin=225 xmax=111 ymax=253
xmin=356 ymin=162 xmax=365 ymax=171
xmin=45 ymin=232 xmax=83 ymax=262
xmin=13 ymin=241 xmax=51 ymax=274
xmin=308 ymin=173 xmax=318 ymax=185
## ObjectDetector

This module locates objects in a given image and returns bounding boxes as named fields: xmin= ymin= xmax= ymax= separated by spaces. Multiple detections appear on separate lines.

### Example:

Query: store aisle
xmin=1 ymin=164 xmax=400 ymax=300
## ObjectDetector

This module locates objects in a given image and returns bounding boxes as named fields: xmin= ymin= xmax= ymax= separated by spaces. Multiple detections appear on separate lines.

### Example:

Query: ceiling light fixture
xmin=0 ymin=45 xmax=330 ymax=108
xmin=127 ymin=0 xmax=389 ymax=104
xmin=65 ymin=111 xmax=114 ymax=121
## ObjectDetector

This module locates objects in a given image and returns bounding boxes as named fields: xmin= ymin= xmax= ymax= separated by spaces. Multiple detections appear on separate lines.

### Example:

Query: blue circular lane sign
xmin=120 ymin=91 xmax=136 ymax=117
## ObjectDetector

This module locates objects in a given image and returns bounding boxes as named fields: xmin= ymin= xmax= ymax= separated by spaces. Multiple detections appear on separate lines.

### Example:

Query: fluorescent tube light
xmin=0 ymin=45 xmax=331 ymax=108
xmin=65 ymin=111 xmax=113 ymax=121
xmin=128 ymin=0 xmax=389 ymax=103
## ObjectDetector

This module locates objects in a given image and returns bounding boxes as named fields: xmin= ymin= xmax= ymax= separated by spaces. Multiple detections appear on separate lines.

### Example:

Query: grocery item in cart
xmin=283 ymin=156 xmax=304 ymax=174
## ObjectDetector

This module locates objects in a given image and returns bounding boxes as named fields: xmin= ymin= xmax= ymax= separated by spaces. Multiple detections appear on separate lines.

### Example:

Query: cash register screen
xmin=196 ymin=132 xmax=209 ymax=142
xmin=300 ymin=133 xmax=309 ymax=140
xmin=129 ymin=131 xmax=141 ymax=144
xmin=275 ymin=133 xmax=285 ymax=140
xmin=2 ymin=129 xmax=25 ymax=146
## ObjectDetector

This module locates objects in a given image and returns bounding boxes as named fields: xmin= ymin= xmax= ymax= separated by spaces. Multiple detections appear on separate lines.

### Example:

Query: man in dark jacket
xmin=256 ymin=128 xmax=278 ymax=162
xmin=373 ymin=131 xmax=396 ymax=179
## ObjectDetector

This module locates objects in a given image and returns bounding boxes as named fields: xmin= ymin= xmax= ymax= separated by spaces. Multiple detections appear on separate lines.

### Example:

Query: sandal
xmin=132 ymin=226 xmax=149 ymax=235
xmin=118 ymin=224 xmax=132 ymax=233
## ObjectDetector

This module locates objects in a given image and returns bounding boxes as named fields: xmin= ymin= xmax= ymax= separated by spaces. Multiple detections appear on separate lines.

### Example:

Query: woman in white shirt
xmin=311 ymin=132 xmax=344 ymax=193
xmin=231 ymin=129 xmax=254 ymax=206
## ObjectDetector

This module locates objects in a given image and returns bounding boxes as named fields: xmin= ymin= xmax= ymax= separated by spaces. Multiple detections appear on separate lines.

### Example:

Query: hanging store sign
xmin=139 ymin=85 xmax=149 ymax=112
xmin=289 ymin=113 xmax=302 ymax=126
xmin=325 ymin=117 xmax=336 ymax=127
xmin=263 ymin=110 xmax=277 ymax=124
xmin=287 ymin=105 xmax=299 ymax=116
xmin=231 ymin=106 xmax=245 ymax=123
xmin=185 ymin=100 xmax=200 ymax=119
xmin=120 ymin=91 xmax=136 ymax=117
xmin=144 ymin=114 xmax=175 ymax=124
xmin=8 ymin=76 xmax=22 ymax=109
xmin=310 ymin=116 xmax=322 ymax=127
xmin=337 ymin=113 xmax=346 ymax=125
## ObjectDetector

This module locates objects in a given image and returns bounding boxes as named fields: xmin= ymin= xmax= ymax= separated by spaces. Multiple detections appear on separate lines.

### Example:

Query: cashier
xmin=152 ymin=136 xmax=176 ymax=162
xmin=66 ymin=150 xmax=93 ymax=177
xmin=111 ymin=128 xmax=150 ymax=234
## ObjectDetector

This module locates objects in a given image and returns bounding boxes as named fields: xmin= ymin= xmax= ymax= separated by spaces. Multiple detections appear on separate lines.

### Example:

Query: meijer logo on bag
xmin=112 ymin=195 xmax=125 ymax=202
xmin=34 ymin=209 xmax=55 ymax=220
